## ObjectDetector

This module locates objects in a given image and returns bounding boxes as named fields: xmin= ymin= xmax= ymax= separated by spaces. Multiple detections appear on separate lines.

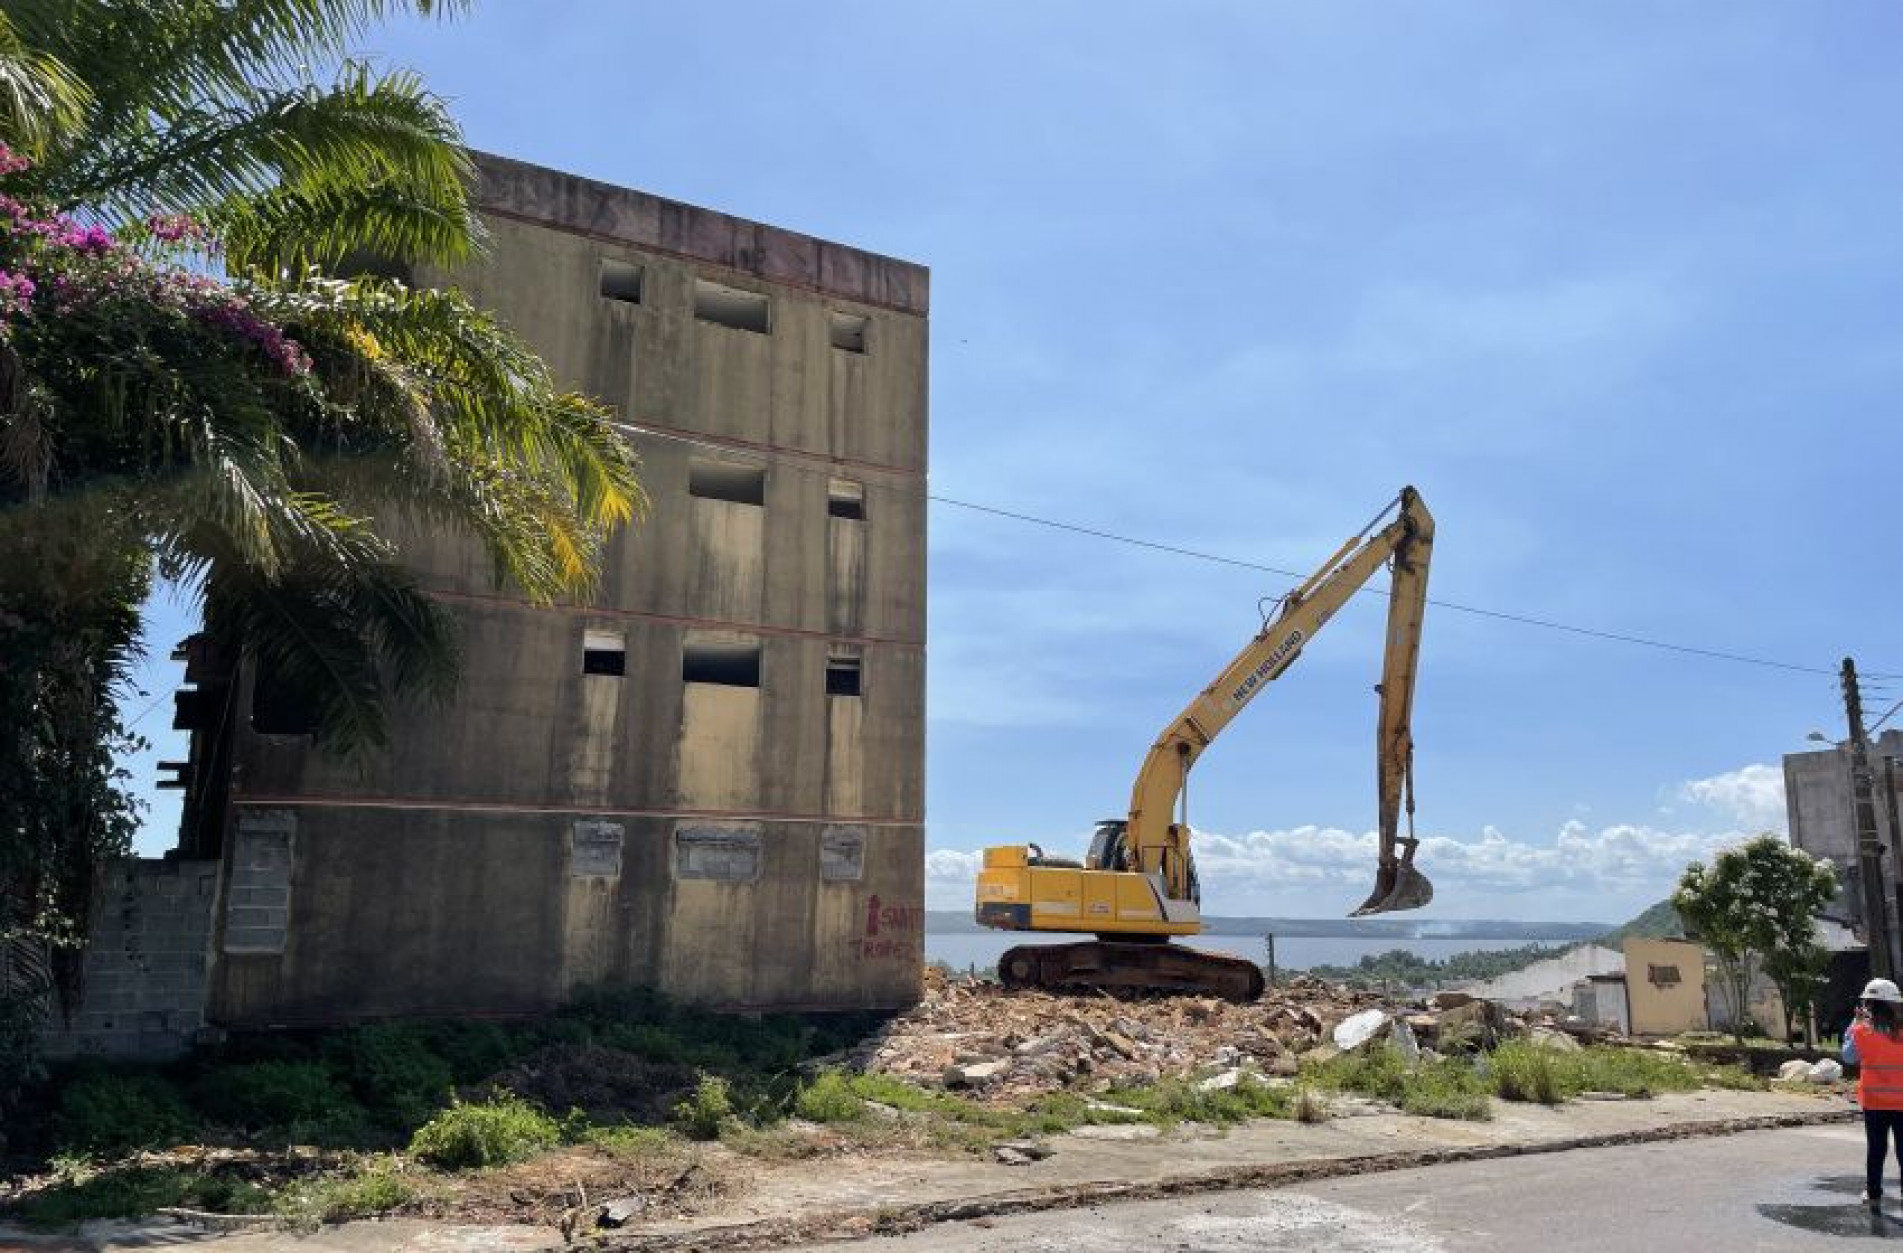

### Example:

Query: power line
xmin=614 ymin=420 xmax=1896 ymax=680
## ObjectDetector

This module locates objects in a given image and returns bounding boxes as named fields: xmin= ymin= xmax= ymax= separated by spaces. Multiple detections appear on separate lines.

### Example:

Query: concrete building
xmin=1785 ymin=729 xmax=1903 ymax=973
xmin=51 ymin=155 xmax=929 ymax=1055
xmin=1453 ymin=944 xmax=1623 ymax=1011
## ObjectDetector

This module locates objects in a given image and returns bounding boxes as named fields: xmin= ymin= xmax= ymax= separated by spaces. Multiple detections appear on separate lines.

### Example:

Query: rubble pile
xmin=859 ymin=972 xmax=1613 ymax=1100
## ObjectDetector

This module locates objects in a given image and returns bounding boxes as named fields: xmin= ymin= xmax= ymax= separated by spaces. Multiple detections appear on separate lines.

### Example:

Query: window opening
xmin=684 ymin=639 xmax=761 ymax=687
xmin=599 ymin=259 xmax=643 ymax=304
xmin=251 ymin=669 xmax=315 ymax=735
xmin=826 ymin=656 xmax=862 ymax=697
xmin=688 ymin=458 xmax=765 ymax=506
xmin=829 ymin=311 xmax=868 ymax=353
xmin=694 ymin=279 xmax=769 ymax=333
xmin=583 ymin=628 xmax=626 ymax=677
xmin=827 ymin=478 xmax=865 ymax=521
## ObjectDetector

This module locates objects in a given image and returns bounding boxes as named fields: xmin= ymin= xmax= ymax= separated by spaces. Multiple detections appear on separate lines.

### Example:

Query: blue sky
xmin=123 ymin=2 xmax=1903 ymax=925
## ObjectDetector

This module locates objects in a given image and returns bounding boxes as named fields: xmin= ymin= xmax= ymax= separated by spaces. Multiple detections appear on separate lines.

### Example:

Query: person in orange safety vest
xmin=1845 ymin=977 xmax=1903 ymax=1210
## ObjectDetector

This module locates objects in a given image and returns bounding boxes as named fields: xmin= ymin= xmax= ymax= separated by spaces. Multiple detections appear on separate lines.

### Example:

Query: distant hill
xmin=1599 ymin=899 xmax=1686 ymax=947
xmin=925 ymin=910 xmax=1611 ymax=941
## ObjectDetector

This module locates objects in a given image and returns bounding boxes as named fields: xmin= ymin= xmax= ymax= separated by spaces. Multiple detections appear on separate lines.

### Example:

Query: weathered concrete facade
xmin=189 ymin=155 xmax=927 ymax=1025
xmin=1785 ymin=729 xmax=1903 ymax=970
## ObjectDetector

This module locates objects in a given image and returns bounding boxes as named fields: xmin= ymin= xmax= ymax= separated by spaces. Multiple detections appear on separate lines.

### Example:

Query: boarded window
xmin=684 ymin=638 xmax=760 ymax=687
xmin=694 ymin=279 xmax=769 ymax=333
xmin=599 ymin=259 xmax=643 ymax=303
xmin=820 ymin=826 xmax=866 ymax=882
xmin=1647 ymin=964 xmax=1681 ymax=987
xmin=675 ymin=826 xmax=761 ymax=881
xmin=225 ymin=811 xmax=294 ymax=954
xmin=582 ymin=628 xmax=626 ymax=677
xmin=688 ymin=458 xmax=765 ymax=506
xmin=570 ymin=820 xmax=623 ymax=878
xmin=829 ymin=311 xmax=868 ymax=353
xmin=827 ymin=478 xmax=865 ymax=521
xmin=826 ymin=656 xmax=862 ymax=697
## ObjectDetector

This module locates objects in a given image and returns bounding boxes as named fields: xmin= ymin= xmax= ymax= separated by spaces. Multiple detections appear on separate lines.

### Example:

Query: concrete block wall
xmin=40 ymin=859 xmax=218 ymax=1060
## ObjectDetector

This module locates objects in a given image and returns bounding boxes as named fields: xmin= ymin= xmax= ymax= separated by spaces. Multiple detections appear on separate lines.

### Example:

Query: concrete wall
xmin=1455 ymin=944 xmax=1623 ymax=1009
xmin=1623 ymin=939 xmax=1709 ymax=1035
xmin=41 ymin=860 xmax=218 ymax=1060
xmin=206 ymin=155 xmax=927 ymax=1023
xmin=1785 ymin=729 xmax=1903 ymax=957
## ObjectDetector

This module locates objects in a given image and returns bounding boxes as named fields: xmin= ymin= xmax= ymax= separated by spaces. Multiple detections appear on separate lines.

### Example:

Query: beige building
xmin=1622 ymin=939 xmax=1709 ymax=1036
xmin=55 ymin=155 xmax=929 ymax=1055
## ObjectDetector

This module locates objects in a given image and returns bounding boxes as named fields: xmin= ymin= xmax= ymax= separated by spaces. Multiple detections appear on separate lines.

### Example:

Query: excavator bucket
xmin=1351 ymin=859 xmax=1434 ymax=916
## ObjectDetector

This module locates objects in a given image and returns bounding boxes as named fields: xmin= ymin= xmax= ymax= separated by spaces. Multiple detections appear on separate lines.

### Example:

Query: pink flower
xmin=146 ymin=213 xmax=207 ymax=245
xmin=0 ymin=144 xmax=31 ymax=177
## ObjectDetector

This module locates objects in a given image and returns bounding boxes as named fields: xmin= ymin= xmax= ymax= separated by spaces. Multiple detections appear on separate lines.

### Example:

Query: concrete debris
xmin=862 ymin=969 xmax=1651 ymax=1104
xmin=596 ymin=1196 xmax=649 ymax=1228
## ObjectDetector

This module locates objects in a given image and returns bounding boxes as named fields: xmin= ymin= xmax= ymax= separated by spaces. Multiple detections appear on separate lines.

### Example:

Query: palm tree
xmin=0 ymin=0 xmax=645 ymax=1010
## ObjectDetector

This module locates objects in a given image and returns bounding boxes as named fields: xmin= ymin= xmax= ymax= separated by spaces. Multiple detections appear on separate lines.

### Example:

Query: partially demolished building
xmin=51 ymin=155 xmax=928 ymax=1055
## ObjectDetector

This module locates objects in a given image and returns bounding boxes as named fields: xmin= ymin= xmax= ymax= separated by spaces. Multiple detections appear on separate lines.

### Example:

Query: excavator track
xmin=997 ymin=940 xmax=1266 ymax=1003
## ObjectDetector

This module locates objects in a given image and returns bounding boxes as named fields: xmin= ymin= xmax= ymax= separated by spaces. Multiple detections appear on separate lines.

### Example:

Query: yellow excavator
xmin=974 ymin=487 xmax=1436 ymax=1001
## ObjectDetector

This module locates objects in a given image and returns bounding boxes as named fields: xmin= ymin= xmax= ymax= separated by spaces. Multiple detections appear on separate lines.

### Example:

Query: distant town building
xmin=48 ymin=155 xmax=929 ymax=1058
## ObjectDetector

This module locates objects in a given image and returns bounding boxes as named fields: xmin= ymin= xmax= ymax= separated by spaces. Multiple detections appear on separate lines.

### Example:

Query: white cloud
xmin=1677 ymin=763 xmax=1787 ymax=832
xmin=925 ymin=820 xmax=1748 ymax=914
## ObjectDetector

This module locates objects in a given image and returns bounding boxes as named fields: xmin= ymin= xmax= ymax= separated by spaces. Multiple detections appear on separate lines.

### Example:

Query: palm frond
xmin=0 ymin=9 xmax=86 ymax=153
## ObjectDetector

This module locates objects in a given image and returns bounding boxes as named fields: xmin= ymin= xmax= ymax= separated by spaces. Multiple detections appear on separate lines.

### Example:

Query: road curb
xmin=591 ymin=1105 xmax=1856 ymax=1252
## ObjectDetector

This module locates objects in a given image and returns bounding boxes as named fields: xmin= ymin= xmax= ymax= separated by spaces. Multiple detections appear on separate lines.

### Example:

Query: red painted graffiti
xmin=863 ymin=894 xmax=924 ymax=937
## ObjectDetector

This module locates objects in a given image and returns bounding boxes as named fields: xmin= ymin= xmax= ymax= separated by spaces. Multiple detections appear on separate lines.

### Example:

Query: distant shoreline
xmin=923 ymin=910 xmax=1610 ymax=942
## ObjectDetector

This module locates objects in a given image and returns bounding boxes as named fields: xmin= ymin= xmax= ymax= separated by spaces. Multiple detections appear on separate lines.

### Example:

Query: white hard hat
xmin=1863 ymin=978 xmax=1903 ymax=1004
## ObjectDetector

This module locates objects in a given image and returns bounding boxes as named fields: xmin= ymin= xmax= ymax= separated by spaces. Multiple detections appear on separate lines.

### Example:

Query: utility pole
xmin=1845 ymin=657 xmax=1893 ymax=979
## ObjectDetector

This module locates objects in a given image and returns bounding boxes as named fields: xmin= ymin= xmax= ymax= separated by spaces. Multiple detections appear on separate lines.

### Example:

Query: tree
xmin=0 ymin=1 xmax=644 ymax=1018
xmin=1673 ymin=835 xmax=1837 ymax=1042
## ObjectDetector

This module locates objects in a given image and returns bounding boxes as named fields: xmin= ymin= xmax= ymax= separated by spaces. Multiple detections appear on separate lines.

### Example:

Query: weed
xmin=1490 ymin=1041 xmax=1565 ymax=1105
xmin=673 ymin=1076 xmax=737 ymax=1140
xmin=583 ymin=1123 xmax=679 ymax=1158
xmin=1294 ymin=1087 xmax=1328 ymax=1124
xmin=1702 ymin=1064 xmax=1769 ymax=1091
xmin=794 ymin=1071 xmax=869 ymax=1124
xmin=51 ymin=1069 xmax=196 ymax=1154
xmin=325 ymin=1024 xmax=456 ymax=1131
xmin=191 ymin=1060 xmax=360 ymax=1132
xmin=1105 ymin=1076 xmax=1294 ymax=1126
xmin=15 ymin=1161 xmax=270 ymax=1229
xmin=274 ymin=1156 xmax=415 ymax=1228
xmin=408 ymin=1093 xmax=560 ymax=1169
xmin=1308 ymin=1045 xmax=1490 ymax=1120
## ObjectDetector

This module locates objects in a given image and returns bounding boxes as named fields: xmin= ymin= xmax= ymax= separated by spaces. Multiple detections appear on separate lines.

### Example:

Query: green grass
xmin=583 ymin=1123 xmax=680 ymax=1157
xmin=14 ymin=1160 xmax=273 ymax=1229
xmin=51 ymin=1069 xmax=196 ymax=1154
xmin=672 ymin=1076 xmax=737 ymax=1140
xmin=407 ymin=1093 xmax=561 ymax=1169
xmin=794 ymin=1070 xmax=870 ymax=1123
xmin=1489 ymin=1042 xmax=1708 ymax=1103
xmin=1306 ymin=1044 xmax=1492 ymax=1120
xmin=273 ymin=1156 xmax=416 ymax=1228
xmin=1102 ymin=1076 xmax=1296 ymax=1126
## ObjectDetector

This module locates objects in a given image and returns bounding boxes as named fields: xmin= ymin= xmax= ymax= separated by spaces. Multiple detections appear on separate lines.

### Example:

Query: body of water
xmin=926 ymin=931 xmax=1537 ymax=974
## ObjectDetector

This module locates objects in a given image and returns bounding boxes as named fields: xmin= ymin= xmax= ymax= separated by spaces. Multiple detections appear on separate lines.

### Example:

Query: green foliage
xmin=1488 ymin=1042 xmax=1707 ymax=1104
xmin=16 ymin=1160 xmax=270 ymax=1228
xmin=51 ymin=1069 xmax=195 ymax=1153
xmin=1675 ymin=835 xmax=1838 ymax=1041
xmin=1599 ymin=899 xmax=1687 ymax=946
xmin=191 ymin=1059 xmax=359 ymax=1131
xmin=273 ymin=1155 xmax=414 ymax=1227
xmin=672 ymin=1076 xmax=736 ymax=1141
xmin=583 ymin=1123 xmax=678 ymax=1158
xmin=324 ymin=1024 xmax=455 ymax=1130
xmin=406 ymin=1093 xmax=559 ymax=1170
xmin=794 ymin=1070 xmax=869 ymax=1124
xmin=1103 ymin=1076 xmax=1295 ymax=1126
xmin=1304 ymin=943 xmax=1567 ymax=990
xmin=1306 ymin=1044 xmax=1492 ymax=1121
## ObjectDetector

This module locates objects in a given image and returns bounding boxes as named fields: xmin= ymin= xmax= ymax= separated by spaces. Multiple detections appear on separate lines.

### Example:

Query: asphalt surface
xmin=799 ymin=1123 xmax=1903 ymax=1252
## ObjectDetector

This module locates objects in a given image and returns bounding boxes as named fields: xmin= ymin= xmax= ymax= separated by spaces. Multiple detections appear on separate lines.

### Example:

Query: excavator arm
xmin=1123 ymin=486 xmax=1435 ymax=916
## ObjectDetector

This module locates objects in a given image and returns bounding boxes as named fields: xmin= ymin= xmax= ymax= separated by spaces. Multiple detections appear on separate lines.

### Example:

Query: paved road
xmin=799 ymin=1124 xmax=1903 ymax=1252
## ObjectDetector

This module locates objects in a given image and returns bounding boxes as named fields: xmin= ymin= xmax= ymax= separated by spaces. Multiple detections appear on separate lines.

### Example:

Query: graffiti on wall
xmin=853 ymin=893 xmax=924 ymax=960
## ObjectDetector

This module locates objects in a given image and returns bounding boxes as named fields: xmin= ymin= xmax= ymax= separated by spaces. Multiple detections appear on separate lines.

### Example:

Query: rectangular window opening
xmin=582 ymin=628 xmax=626 ymax=677
xmin=694 ymin=279 xmax=770 ymax=333
xmin=599 ymin=259 xmax=644 ymax=304
xmin=829 ymin=311 xmax=869 ymax=353
xmin=684 ymin=639 xmax=761 ymax=688
xmin=827 ymin=478 xmax=865 ymax=521
xmin=689 ymin=458 xmax=765 ymax=506
xmin=826 ymin=656 xmax=862 ymax=697
xmin=251 ymin=669 xmax=315 ymax=736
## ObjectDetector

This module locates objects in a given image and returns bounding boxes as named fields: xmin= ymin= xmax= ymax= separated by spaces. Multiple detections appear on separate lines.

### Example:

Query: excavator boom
xmin=974 ymin=487 xmax=1436 ymax=998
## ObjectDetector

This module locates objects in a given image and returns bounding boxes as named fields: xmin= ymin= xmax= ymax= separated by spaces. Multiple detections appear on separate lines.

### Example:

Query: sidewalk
xmin=0 ymin=1089 xmax=1851 ymax=1253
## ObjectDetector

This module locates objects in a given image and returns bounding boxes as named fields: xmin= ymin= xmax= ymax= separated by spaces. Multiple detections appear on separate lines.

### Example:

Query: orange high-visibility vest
xmin=1856 ymin=1022 xmax=1903 ymax=1111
